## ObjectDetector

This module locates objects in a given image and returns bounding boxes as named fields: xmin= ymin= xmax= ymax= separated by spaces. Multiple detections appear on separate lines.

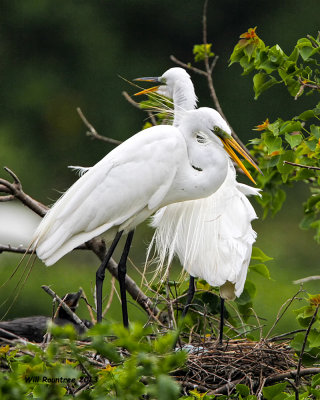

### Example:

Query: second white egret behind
xmin=135 ymin=68 xmax=261 ymax=342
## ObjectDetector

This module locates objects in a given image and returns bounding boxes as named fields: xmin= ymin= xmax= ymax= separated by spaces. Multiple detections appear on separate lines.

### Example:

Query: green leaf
xmin=262 ymin=383 xmax=288 ymax=400
xmin=251 ymin=247 xmax=273 ymax=262
xmin=291 ymin=332 xmax=307 ymax=351
xmin=249 ymin=263 xmax=271 ymax=279
xmin=154 ymin=374 xmax=180 ymax=400
xmin=236 ymin=383 xmax=250 ymax=396
xmin=297 ymin=109 xmax=315 ymax=121
xmin=253 ymin=72 xmax=278 ymax=99
xmin=264 ymin=132 xmax=282 ymax=154
xmin=310 ymin=125 xmax=320 ymax=140
xmin=280 ymin=121 xmax=302 ymax=134
xmin=308 ymin=329 xmax=320 ymax=349
xmin=285 ymin=132 xmax=302 ymax=149
xmin=193 ymin=44 xmax=214 ymax=62
xmin=311 ymin=373 xmax=320 ymax=388
xmin=277 ymin=150 xmax=295 ymax=174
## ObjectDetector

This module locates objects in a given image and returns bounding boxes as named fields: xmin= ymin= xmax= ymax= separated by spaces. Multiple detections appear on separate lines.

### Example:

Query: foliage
xmin=0 ymin=322 xmax=185 ymax=399
xmin=230 ymin=28 xmax=320 ymax=241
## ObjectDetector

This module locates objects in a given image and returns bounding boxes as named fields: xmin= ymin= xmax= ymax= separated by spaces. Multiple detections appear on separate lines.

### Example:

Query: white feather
xmin=145 ymin=67 xmax=261 ymax=300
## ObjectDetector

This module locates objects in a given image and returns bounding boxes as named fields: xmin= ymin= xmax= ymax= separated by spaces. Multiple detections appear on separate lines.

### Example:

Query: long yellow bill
xmin=134 ymin=85 xmax=161 ymax=96
xmin=133 ymin=76 xmax=161 ymax=96
xmin=220 ymin=136 xmax=262 ymax=184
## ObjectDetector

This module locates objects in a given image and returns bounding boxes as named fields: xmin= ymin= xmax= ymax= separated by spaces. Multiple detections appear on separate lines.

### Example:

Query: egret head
xmin=134 ymin=67 xmax=193 ymax=98
xmin=182 ymin=108 xmax=262 ymax=184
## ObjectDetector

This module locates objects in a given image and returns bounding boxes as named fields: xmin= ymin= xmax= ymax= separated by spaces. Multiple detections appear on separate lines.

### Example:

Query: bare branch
xmin=169 ymin=55 xmax=207 ymax=76
xmin=265 ymin=367 xmax=320 ymax=386
xmin=41 ymin=285 xmax=87 ymax=330
xmin=293 ymin=275 xmax=320 ymax=284
xmin=265 ymin=288 xmax=304 ymax=339
xmin=77 ymin=107 xmax=122 ymax=146
xmin=295 ymin=305 xmax=319 ymax=386
xmin=122 ymin=91 xmax=141 ymax=109
xmin=122 ymin=91 xmax=158 ymax=126
xmin=0 ymin=245 xmax=33 ymax=255
xmin=284 ymin=160 xmax=320 ymax=171
xmin=0 ymin=167 xmax=47 ymax=217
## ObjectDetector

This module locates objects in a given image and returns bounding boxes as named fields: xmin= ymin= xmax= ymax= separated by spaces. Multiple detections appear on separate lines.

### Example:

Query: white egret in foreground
xmin=135 ymin=68 xmax=261 ymax=341
xmin=32 ymin=103 xmax=260 ymax=327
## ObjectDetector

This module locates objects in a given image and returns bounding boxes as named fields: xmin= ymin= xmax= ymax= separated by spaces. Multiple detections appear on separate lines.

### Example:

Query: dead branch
xmin=283 ymin=160 xmax=320 ymax=170
xmin=169 ymin=2 xmax=248 ymax=152
xmin=295 ymin=305 xmax=319 ymax=386
xmin=293 ymin=275 xmax=320 ymax=284
xmin=41 ymin=285 xmax=87 ymax=331
xmin=77 ymin=107 xmax=122 ymax=146
xmin=265 ymin=288 xmax=304 ymax=339
xmin=266 ymin=367 xmax=320 ymax=385
xmin=0 ymin=167 xmax=47 ymax=217
xmin=122 ymin=91 xmax=158 ymax=126
xmin=0 ymin=245 xmax=33 ymax=255
xmin=169 ymin=55 xmax=207 ymax=77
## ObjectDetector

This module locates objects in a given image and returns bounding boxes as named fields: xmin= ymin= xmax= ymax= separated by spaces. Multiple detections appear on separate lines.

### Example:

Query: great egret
xmin=135 ymin=67 xmax=261 ymax=342
xmin=32 ymin=102 xmax=260 ymax=327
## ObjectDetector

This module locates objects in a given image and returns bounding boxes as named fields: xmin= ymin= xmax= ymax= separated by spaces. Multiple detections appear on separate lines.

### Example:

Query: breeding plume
xmin=32 ymin=105 xmax=259 ymax=326
xmin=135 ymin=68 xmax=261 ymax=340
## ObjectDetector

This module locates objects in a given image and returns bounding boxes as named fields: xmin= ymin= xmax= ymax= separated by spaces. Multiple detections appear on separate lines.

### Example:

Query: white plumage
xmin=33 ymin=107 xmax=244 ymax=266
xmin=136 ymin=68 xmax=261 ymax=300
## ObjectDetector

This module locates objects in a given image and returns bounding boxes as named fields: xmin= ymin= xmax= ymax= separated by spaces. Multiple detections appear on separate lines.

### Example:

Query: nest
xmin=174 ymin=338 xmax=297 ymax=396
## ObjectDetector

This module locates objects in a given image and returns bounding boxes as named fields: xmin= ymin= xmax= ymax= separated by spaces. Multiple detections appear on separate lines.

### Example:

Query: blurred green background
xmin=0 ymin=0 xmax=319 ymax=335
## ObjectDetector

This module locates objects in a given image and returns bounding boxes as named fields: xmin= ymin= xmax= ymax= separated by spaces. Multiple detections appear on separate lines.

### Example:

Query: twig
xmin=284 ymin=160 xmax=320 ymax=170
xmin=265 ymin=288 xmax=303 ymax=339
xmin=122 ymin=91 xmax=158 ymax=126
xmin=41 ymin=285 xmax=87 ymax=331
xmin=0 ymin=245 xmax=33 ymax=255
xmin=293 ymin=275 xmax=320 ymax=284
xmin=79 ymin=287 xmax=96 ymax=324
xmin=121 ymin=91 xmax=141 ymax=109
xmin=284 ymin=378 xmax=299 ymax=400
xmin=77 ymin=107 xmax=122 ymax=146
xmin=0 ymin=167 xmax=47 ymax=217
xmin=268 ymin=329 xmax=306 ymax=342
xmin=265 ymin=367 xmax=320 ymax=385
xmin=169 ymin=55 xmax=207 ymax=77
xmin=170 ymin=3 xmax=248 ymax=151
xmin=295 ymin=305 xmax=319 ymax=386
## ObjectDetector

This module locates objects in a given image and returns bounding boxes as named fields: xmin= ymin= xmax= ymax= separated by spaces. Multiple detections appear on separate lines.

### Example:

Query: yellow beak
xmin=220 ymin=136 xmax=262 ymax=184
xmin=133 ymin=76 xmax=161 ymax=96
xmin=134 ymin=85 xmax=161 ymax=96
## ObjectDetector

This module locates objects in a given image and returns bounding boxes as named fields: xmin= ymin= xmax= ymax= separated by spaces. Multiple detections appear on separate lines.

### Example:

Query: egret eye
xmin=160 ymin=77 xmax=167 ymax=84
xmin=213 ymin=126 xmax=220 ymax=133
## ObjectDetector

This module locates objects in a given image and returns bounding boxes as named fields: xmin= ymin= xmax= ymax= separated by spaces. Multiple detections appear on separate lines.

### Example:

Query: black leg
xmin=181 ymin=275 xmax=195 ymax=318
xmin=219 ymin=297 xmax=225 ymax=345
xmin=117 ymin=230 xmax=134 ymax=328
xmin=96 ymin=230 xmax=123 ymax=323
